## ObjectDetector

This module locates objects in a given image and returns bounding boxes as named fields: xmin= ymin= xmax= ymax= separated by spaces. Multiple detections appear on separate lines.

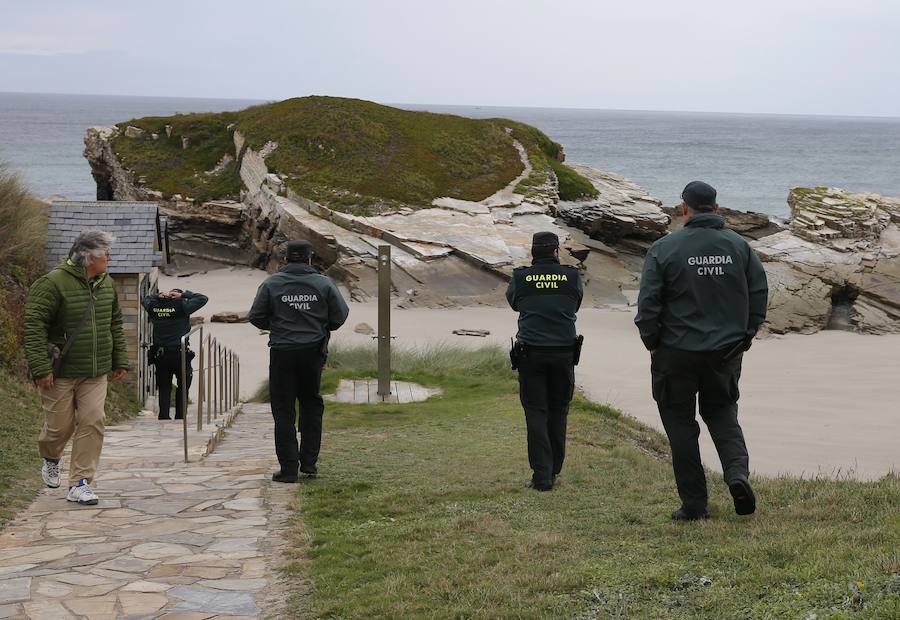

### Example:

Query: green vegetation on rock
xmin=112 ymin=112 xmax=242 ymax=202
xmin=267 ymin=344 xmax=900 ymax=619
xmin=499 ymin=118 xmax=599 ymax=201
xmin=551 ymin=159 xmax=601 ymax=201
xmin=112 ymin=96 xmax=599 ymax=209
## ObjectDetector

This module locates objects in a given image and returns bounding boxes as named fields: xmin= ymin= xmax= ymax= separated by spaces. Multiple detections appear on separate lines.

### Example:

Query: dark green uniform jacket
xmin=141 ymin=291 xmax=209 ymax=346
xmin=248 ymin=263 xmax=350 ymax=349
xmin=506 ymin=257 xmax=583 ymax=346
xmin=24 ymin=260 xmax=129 ymax=378
xmin=635 ymin=213 xmax=769 ymax=352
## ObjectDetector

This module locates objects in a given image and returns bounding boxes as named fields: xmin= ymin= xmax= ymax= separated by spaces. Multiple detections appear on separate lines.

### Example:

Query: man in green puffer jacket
xmin=24 ymin=230 xmax=129 ymax=506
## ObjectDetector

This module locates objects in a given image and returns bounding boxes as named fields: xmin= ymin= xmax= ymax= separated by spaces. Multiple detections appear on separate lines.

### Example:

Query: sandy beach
xmin=162 ymin=267 xmax=900 ymax=481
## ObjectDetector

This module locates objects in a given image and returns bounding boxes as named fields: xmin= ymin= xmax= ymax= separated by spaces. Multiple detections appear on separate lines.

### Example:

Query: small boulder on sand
xmin=354 ymin=322 xmax=376 ymax=335
xmin=211 ymin=311 xmax=249 ymax=323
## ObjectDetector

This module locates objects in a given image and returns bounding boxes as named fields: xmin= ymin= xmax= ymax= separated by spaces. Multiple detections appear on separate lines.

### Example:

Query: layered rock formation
xmin=663 ymin=206 xmax=784 ymax=240
xmin=754 ymin=187 xmax=900 ymax=334
xmin=555 ymin=165 xmax=670 ymax=254
xmin=85 ymin=124 xmax=653 ymax=306
xmin=88 ymin=111 xmax=900 ymax=335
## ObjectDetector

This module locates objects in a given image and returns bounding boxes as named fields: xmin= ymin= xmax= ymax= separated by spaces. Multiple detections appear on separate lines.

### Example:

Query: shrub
xmin=0 ymin=165 xmax=47 ymax=370
xmin=551 ymin=160 xmax=600 ymax=201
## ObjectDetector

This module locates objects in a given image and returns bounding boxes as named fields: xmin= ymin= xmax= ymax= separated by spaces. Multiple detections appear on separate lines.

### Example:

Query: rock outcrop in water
xmin=754 ymin=187 xmax=900 ymax=334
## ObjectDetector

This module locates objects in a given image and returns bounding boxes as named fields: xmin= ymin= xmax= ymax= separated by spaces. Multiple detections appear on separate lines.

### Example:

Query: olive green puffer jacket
xmin=24 ymin=260 xmax=129 ymax=379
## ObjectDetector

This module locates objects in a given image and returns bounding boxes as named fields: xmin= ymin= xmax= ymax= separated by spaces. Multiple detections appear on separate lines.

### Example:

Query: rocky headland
xmin=83 ymin=97 xmax=900 ymax=334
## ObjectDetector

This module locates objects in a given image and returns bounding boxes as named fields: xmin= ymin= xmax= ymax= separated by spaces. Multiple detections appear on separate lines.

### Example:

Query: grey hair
xmin=70 ymin=229 xmax=115 ymax=267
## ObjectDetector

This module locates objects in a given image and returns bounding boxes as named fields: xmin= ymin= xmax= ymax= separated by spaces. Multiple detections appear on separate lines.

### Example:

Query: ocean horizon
xmin=3 ymin=91 xmax=900 ymax=219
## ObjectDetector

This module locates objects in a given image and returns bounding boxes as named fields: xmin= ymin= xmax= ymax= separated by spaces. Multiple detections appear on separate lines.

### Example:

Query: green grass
xmin=110 ymin=96 xmax=599 ymax=209
xmin=551 ymin=159 xmax=601 ymax=201
xmin=0 ymin=372 xmax=45 ymax=528
xmin=274 ymin=344 xmax=900 ymax=619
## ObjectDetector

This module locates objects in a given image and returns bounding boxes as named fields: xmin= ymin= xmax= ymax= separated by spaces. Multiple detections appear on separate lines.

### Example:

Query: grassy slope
xmin=280 ymin=346 xmax=900 ymax=619
xmin=0 ymin=372 xmax=44 ymax=527
xmin=112 ymin=96 xmax=599 ymax=209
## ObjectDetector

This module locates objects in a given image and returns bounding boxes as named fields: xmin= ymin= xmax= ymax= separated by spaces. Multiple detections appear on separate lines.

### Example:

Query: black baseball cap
xmin=681 ymin=181 xmax=717 ymax=209
xmin=286 ymin=240 xmax=313 ymax=262
xmin=531 ymin=231 xmax=560 ymax=249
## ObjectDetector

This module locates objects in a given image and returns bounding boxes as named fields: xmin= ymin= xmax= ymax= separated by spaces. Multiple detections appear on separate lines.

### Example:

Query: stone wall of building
xmin=112 ymin=269 xmax=158 ymax=399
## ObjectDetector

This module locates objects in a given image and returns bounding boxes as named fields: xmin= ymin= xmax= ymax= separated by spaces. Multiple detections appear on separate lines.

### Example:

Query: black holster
xmin=573 ymin=335 xmax=585 ymax=366
xmin=319 ymin=333 xmax=330 ymax=363
xmin=509 ymin=339 xmax=525 ymax=370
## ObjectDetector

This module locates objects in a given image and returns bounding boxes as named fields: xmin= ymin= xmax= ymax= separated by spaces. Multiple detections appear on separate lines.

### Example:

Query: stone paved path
xmin=0 ymin=403 xmax=294 ymax=619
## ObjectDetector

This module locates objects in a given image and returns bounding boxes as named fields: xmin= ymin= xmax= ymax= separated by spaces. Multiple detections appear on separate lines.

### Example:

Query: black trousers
xmin=155 ymin=348 xmax=193 ymax=420
xmin=517 ymin=347 xmax=576 ymax=486
xmin=269 ymin=346 xmax=325 ymax=475
xmin=651 ymin=346 xmax=749 ymax=511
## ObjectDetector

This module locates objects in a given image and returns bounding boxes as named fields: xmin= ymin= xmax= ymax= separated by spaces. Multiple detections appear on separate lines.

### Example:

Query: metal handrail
xmin=179 ymin=325 xmax=241 ymax=463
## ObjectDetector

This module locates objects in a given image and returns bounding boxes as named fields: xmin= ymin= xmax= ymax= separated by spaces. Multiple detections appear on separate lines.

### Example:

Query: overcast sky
xmin=2 ymin=0 xmax=899 ymax=116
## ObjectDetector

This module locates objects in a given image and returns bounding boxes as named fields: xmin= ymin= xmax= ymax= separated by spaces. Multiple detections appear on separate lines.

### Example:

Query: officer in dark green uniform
xmin=141 ymin=288 xmax=208 ymax=420
xmin=635 ymin=181 xmax=768 ymax=520
xmin=506 ymin=232 xmax=583 ymax=491
xmin=249 ymin=240 xmax=349 ymax=483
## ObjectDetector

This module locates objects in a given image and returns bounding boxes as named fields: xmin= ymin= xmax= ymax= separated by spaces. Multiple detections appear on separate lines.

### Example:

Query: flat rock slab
xmin=328 ymin=379 xmax=442 ymax=404
xmin=0 ymin=577 xmax=31 ymax=605
xmin=168 ymin=586 xmax=259 ymax=616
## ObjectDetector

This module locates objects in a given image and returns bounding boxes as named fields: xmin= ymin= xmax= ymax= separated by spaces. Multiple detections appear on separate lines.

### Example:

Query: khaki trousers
xmin=38 ymin=376 xmax=107 ymax=486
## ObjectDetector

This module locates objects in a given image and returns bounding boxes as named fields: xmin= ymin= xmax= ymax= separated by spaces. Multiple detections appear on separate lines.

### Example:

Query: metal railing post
xmin=219 ymin=344 xmax=225 ymax=414
xmin=212 ymin=339 xmax=218 ymax=418
xmin=197 ymin=328 xmax=204 ymax=431
xmin=180 ymin=325 xmax=204 ymax=463
xmin=206 ymin=334 xmax=213 ymax=423
xmin=225 ymin=352 xmax=231 ymax=411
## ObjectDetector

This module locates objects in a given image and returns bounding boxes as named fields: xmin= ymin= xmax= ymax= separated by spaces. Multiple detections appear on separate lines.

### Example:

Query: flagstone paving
xmin=0 ymin=404 xmax=294 ymax=619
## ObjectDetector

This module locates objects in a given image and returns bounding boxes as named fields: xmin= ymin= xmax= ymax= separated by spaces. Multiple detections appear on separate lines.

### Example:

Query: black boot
xmin=671 ymin=506 xmax=710 ymax=521
xmin=272 ymin=470 xmax=298 ymax=483
xmin=299 ymin=464 xmax=318 ymax=478
xmin=728 ymin=479 xmax=756 ymax=515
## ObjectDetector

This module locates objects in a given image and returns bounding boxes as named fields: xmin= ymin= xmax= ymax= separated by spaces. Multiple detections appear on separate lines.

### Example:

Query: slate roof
xmin=46 ymin=201 xmax=166 ymax=274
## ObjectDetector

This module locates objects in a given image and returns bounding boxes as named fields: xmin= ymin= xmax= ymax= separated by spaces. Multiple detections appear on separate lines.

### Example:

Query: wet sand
xmin=161 ymin=267 xmax=900 ymax=480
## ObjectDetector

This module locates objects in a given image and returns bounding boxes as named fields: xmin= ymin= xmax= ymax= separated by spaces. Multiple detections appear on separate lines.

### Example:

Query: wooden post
xmin=377 ymin=245 xmax=391 ymax=397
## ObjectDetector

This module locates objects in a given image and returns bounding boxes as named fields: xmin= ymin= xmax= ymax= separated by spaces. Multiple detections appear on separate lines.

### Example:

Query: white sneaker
xmin=41 ymin=459 xmax=60 ymax=488
xmin=66 ymin=479 xmax=99 ymax=505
